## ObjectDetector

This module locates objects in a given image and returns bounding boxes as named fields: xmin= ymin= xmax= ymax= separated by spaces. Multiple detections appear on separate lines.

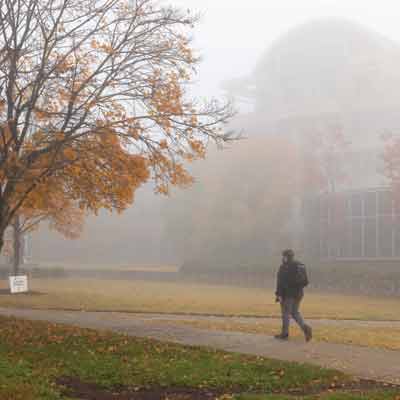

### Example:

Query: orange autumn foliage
xmin=0 ymin=0 xmax=232 ymax=250
xmin=17 ymin=176 xmax=84 ymax=239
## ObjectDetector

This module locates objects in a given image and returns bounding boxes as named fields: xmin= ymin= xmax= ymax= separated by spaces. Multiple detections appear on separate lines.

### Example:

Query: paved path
xmin=1 ymin=308 xmax=399 ymax=384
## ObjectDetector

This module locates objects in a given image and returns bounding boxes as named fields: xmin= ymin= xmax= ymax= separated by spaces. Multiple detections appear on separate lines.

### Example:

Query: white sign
xmin=9 ymin=275 xmax=28 ymax=294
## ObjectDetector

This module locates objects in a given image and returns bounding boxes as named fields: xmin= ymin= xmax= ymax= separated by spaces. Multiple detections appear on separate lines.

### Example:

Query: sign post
xmin=9 ymin=275 xmax=29 ymax=294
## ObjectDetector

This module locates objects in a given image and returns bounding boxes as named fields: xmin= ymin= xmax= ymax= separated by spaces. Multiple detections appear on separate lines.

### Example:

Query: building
xmin=225 ymin=18 xmax=400 ymax=259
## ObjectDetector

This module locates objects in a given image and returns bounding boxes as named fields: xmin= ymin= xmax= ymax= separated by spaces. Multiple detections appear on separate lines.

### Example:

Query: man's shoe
xmin=304 ymin=325 xmax=313 ymax=342
xmin=274 ymin=334 xmax=289 ymax=341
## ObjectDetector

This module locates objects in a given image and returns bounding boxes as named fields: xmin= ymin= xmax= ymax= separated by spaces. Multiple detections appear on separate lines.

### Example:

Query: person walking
xmin=274 ymin=249 xmax=312 ymax=342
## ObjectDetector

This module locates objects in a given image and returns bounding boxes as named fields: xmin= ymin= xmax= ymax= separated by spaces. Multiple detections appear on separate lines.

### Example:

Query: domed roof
xmin=254 ymin=18 xmax=400 ymax=119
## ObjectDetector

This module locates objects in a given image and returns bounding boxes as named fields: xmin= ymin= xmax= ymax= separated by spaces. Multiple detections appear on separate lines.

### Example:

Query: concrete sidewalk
xmin=1 ymin=307 xmax=399 ymax=384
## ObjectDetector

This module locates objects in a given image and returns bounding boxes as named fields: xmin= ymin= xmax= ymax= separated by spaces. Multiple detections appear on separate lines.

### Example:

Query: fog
xmin=26 ymin=0 xmax=400 ymax=286
xmin=171 ymin=0 xmax=400 ymax=100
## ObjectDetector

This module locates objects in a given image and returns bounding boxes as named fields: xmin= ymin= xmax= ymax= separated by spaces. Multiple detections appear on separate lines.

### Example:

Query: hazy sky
xmin=169 ymin=0 xmax=400 ymax=98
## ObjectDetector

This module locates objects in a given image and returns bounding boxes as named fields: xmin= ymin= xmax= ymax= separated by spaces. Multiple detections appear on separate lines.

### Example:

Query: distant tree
xmin=383 ymin=134 xmax=400 ymax=201
xmin=162 ymin=134 xmax=305 ymax=268
xmin=305 ymin=122 xmax=351 ymax=193
xmin=304 ymin=121 xmax=351 ymax=257
xmin=0 ymin=0 xmax=233 ymax=255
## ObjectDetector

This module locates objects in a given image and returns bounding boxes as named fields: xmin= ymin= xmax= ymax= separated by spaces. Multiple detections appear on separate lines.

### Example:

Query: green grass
xmin=0 ymin=316 xmax=398 ymax=399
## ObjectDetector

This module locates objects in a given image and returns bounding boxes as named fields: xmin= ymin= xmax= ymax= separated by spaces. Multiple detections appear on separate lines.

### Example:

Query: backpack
xmin=292 ymin=262 xmax=309 ymax=289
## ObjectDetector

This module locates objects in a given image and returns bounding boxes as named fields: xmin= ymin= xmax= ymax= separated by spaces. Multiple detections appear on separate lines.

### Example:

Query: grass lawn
xmin=0 ymin=315 xmax=399 ymax=400
xmin=0 ymin=278 xmax=399 ymax=321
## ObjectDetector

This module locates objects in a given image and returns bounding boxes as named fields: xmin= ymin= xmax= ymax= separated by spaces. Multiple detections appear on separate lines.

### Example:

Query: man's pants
xmin=280 ymin=296 xmax=307 ymax=336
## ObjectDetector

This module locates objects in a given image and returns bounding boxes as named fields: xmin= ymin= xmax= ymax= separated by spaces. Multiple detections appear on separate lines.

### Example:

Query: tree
xmin=383 ymin=134 xmax=400 ymax=200
xmin=162 ymin=134 xmax=305 ymax=268
xmin=302 ymin=121 xmax=351 ymax=258
xmin=304 ymin=122 xmax=350 ymax=193
xmin=0 ymin=0 xmax=233 ymax=254
xmin=17 ymin=172 xmax=84 ymax=236
xmin=9 ymin=175 xmax=85 ymax=274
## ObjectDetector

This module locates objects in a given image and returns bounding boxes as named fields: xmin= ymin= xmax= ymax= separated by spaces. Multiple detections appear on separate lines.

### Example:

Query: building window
xmin=378 ymin=216 xmax=394 ymax=257
xmin=364 ymin=192 xmax=376 ymax=217
xmin=305 ymin=188 xmax=400 ymax=259
xmin=351 ymin=219 xmax=363 ymax=257
xmin=364 ymin=217 xmax=377 ymax=257
xmin=351 ymin=193 xmax=362 ymax=217
xmin=378 ymin=190 xmax=392 ymax=216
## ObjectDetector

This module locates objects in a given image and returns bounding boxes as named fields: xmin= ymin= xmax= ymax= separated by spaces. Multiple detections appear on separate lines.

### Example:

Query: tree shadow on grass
xmin=56 ymin=376 xmax=400 ymax=400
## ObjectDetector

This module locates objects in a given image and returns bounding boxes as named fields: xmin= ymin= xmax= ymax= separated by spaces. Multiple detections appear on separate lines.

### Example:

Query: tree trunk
xmin=12 ymin=216 xmax=23 ymax=276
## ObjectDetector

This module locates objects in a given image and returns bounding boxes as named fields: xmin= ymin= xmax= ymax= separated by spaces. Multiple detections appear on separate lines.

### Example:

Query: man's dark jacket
xmin=275 ymin=260 xmax=309 ymax=299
